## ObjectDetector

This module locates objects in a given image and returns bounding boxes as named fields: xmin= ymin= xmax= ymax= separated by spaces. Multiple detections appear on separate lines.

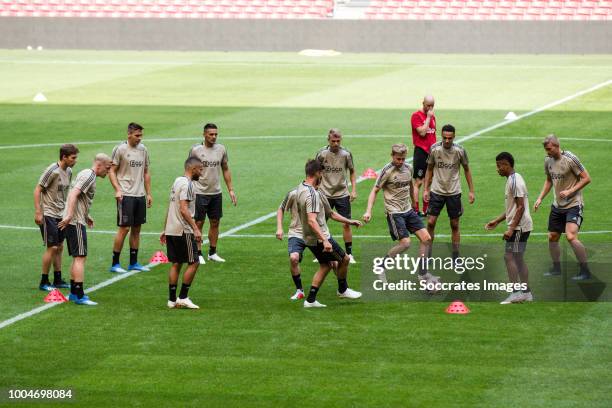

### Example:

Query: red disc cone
xmin=445 ymin=301 xmax=470 ymax=314
xmin=361 ymin=168 xmax=378 ymax=179
xmin=149 ymin=250 xmax=169 ymax=265
xmin=44 ymin=289 xmax=68 ymax=303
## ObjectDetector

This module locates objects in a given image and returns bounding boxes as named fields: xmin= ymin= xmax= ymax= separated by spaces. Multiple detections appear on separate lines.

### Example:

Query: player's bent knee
xmin=565 ymin=232 xmax=577 ymax=242
xmin=289 ymin=253 xmax=300 ymax=264
xmin=399 ymin=238 xmax=411 ymax=250
xmin=209 ymin=219 xmax=220 ymax=227
xmin=548 ymin=232 xmax=561 ymax=242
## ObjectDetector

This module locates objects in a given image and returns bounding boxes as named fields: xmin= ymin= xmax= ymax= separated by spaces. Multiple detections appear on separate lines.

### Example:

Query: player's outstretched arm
xmin=423 ymin=163 xmax=434 ymax=202
xmin=349 ymin=167 xmax=357 ymax=202
xmin=58 ymin=188 xmax=81 ymax=229
xmin=560 ymin=169 xmax=591 ymax=199
xmin=108 ymin=164 xmax=123 ymax=202
xmin=409 ymin=179 xmax=418 ymax=211
xmin=463 ymin=164 xmax=475 ymax=204
xmin=275 ymin=208 xmax=284 ymax=240
xmin=534 ymin=175 xmax=552 ymax=212
xmin=307 ymin=212 xmax=331 ymax=251
xmin=485 ymin=212 xmax=506 ymax=231
xmin=221 ymin=163 xmax=237 ymax=206
xmin=144 ymin=166 xmax=153 ymax=208
xmin=160 ymin=206 xmax=170 ymax=245
xmin=330 ymin=211 xmax=362 ymax=227
xmin=179 ymin=199 xmax=201 ymax=241
xmin=502 ymin=196 xmax=526 ymax=240
xmin=363 ymin=185 xmax=380 ymax=223
xmin=33 ymin=184 xmax=44 ymax=225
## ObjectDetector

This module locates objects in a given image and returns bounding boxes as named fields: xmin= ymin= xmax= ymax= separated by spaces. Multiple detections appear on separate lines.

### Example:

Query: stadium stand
xmin=0 ymin=0 xmax=609 ymax=20
xmin=364 ymin=0 xmax=612 ymax=21
xmin=0 ymin=0 xmax=335 ymax=19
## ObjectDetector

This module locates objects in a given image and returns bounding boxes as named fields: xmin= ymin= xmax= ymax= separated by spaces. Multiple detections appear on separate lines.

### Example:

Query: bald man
xmin=59 ymin=153 xmax=112 ymax=306
xmin=410 ymin=95 xmax=437 ymax=217
xmin=534 ymin=135 xmax=592 ymax=280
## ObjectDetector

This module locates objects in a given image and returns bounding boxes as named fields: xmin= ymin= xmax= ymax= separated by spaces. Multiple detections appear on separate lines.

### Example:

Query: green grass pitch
xmin=0 ymin=50 xmax=611 ymax=407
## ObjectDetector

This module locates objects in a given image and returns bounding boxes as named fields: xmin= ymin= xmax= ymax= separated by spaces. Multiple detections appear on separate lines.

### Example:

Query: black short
xmin=386 ymin=210 xmax=425 ymax=241
xmin=504 ymin=230 xmax=531 ymax=253
xmin=65 ymin=224 xmax=87 ymax=257
xmin=427 ymin=191 xmax=463 ymax=219
xmin=548 ymin=205 xmax=583 ymax=233
xmin=195 ymin=193 xmax=223 ymax=221
xmin=307 ymin=237 xmax=346 ymax=264
xmin=288 ymin=237 xmax=307 ymax=262
xmin=166 ymin=233 xmax=199 ymax=264
xmin=413 ymin=147 xmax=429 ymax=179
xmin=39 ymin=216 xmax=65 ymax=247
xmin=117 ymin=196 xmax=147 ymax=226
xmin=327 ymin=195 xmax=351 ymax=219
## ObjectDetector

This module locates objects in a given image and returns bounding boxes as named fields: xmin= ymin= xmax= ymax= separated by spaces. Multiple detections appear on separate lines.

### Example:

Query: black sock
xmin=523 ymin=287 xmax=531 ymax=293
xmin=53 ymin=271 xmax=62 ymax=283
xmin=209 ymin=246 xmax=216 ymax=256
xmin=345 ymin=242 xmax=352 ymax=255
xmin=553 ymin=261 xmax=561 ymax=271
xmin=70 ymin=281 xmax=75 ymax=295
xmin=579 ymin=263 xmax=590 ymax=275
xmin=306 ymin=286 xmax=319 ymax=303
xmin=74 ymin=282 xmax=84 ymax=299
xmin=169 ymin=284 xmax=177 ymax=302
xmin=338 ymin=278 xmax=348 ymax=294
xmin=129 ymin=248 xmax=138 ymax=265
xmin=292 ymin=274 xmax=303 ymax=290
xmin=452 ymin=250 xmax=460 ymax=260
xmin=197 ymin=249 xmax=202 ymax=257
xmin=112 ymin=251 xmax=120 ymax=266
xmin=40 ymin=274 xmax=50 ymax=285
xmin=179 ymin=283 xmax=191 ymax=299
xmin=513 ymin=289 xmax=521 ymax=293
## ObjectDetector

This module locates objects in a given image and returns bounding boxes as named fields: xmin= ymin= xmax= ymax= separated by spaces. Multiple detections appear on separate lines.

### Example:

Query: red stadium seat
xmin=1 ymin=0 xmax=608 ymax=20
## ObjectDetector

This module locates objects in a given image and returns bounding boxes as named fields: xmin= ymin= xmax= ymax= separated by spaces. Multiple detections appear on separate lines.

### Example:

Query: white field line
xmin=1 ymin=79 xmax=610 ymax=330
xmin=0 ymin=213 xmax=279 ymax=330
xmin=0 ymin=134 xmax=404 ymax=150
xmin=0 ymin=59 xmax=606 ymax=70
xmin=2 ymin=133 xmax=610 ymax=151
xmin=475 ymin=136 xmax=612 ymax=143
xmin=456 ymin=79 xmax=612 ymax=145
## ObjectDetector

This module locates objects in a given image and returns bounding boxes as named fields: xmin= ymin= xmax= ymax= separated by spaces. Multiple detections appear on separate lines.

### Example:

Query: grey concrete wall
xmin=0 ymin=17 xmax=610 ymax=53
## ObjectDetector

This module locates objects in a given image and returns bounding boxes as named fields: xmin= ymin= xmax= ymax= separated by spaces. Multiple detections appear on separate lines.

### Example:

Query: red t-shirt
xmin=411 ymin=110 xmax=436 ymax=153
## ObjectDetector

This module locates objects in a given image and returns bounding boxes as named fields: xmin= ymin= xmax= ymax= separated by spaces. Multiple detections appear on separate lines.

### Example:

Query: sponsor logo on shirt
xmin=324 ymin=165 xmax=344 ymax=173
xmin=202 ymin=160 xmax=221 ymax=168
xmin=549 ymin=173 xmax=565 ymax=181
xmin=436 ymin=161 xmax=458 ymax=169
xmin=129 ymin=160 xmax=144 ymax=168
xmin=392 ymin=176 xmax=411 ymax=188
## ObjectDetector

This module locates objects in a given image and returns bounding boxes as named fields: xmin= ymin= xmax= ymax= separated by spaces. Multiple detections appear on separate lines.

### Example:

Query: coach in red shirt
xmin=411 ymin=95 xmax=436 ymax=216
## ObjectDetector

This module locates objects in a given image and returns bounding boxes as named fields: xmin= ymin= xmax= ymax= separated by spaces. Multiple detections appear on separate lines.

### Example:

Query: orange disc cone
xmin=361 ymin=168 xmax=378 ymax=179
xmin=445 ymin=301 xmax=470 ymax=314
xmin=44 ymin=289 xmax=68 ymax=303
xmin=149 ymin=250 xmax=169 ymax=265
